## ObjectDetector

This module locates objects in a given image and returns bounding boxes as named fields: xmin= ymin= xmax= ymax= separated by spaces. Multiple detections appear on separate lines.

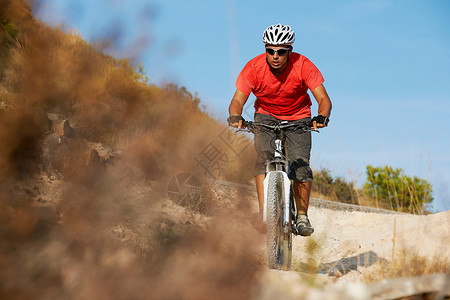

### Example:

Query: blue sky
xmin=35 ymin=0 xmax=450 ymax=212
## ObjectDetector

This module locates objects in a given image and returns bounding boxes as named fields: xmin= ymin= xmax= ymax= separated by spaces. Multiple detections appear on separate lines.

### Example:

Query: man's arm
xmin=228 ymin=89 xmax=250 ymax=128
xmin=311 ymin=84 xmax=332 ymax=129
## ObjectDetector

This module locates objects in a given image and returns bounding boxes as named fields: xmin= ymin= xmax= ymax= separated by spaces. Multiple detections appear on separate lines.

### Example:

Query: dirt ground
xmin=3 ymin=169 xmax=450 ymax=300
xmin=207 ymin=180 xmax=450 ymax=299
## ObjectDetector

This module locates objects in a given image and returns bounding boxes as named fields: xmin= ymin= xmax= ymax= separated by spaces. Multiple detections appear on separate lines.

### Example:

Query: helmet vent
xmin=262 ymin=23 xmax=295 ymax=45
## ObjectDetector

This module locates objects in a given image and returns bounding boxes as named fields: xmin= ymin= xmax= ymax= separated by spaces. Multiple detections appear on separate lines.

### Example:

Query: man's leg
xmin=293 ymin=181 xmax=314 ymax=236
xmin=284 ymin=116 xmax=314 ymax=236
xmin=255 ymin=174 xmax=265 ymax=212
xmin=251 ymin=174 xmax=266 ymax=233
xmin=293 ymin=181 xmax=311 ymax=214
xmin=252 ymin=113 xmax=274 ymax=232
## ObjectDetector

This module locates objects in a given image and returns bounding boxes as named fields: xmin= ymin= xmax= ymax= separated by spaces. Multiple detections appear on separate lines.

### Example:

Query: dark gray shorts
xmin=254 ymin=113 xmax=313 ymax=182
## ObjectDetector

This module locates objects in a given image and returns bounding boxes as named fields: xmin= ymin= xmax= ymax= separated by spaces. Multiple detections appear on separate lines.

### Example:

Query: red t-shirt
xmin=236 ymin=52 xmax=324 ymax=120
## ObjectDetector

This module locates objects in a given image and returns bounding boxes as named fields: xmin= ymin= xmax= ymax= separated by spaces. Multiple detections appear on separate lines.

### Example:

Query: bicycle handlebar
xmin=240 ymin=120 xmax=317 ymax=134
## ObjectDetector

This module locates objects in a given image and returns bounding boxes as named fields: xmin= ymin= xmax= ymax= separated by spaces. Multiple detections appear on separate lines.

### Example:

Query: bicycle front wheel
xmin=266 ymin=172 xmax=292 ymax=270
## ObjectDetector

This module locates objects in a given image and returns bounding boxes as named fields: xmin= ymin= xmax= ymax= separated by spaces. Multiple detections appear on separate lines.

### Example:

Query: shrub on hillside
xmin=312 ymin=169 xmax=358 ymax=204
xmin=363 ymin=165 xmax=433 ymax=214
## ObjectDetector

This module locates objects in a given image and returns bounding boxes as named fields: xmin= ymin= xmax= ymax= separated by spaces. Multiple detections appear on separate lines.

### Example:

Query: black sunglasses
xmin=265 ymin=47 xmax=291 ymax=56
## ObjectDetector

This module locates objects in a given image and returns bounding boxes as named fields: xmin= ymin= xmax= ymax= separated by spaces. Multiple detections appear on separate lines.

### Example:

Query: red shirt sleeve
xmin=235 ymin=59 xmax=255 ymax=96
xmin=301 ymin=57 xmax=324 ymax=92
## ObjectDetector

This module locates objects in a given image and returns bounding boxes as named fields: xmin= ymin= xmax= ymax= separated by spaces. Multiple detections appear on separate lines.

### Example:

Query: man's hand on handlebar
xmin=227 ymin=115 xmax=246 ymax=129
xmin=228 ymin=114 xmax=330 ymax=131
xmin=311 ymin=115 xmax=330 ymax=130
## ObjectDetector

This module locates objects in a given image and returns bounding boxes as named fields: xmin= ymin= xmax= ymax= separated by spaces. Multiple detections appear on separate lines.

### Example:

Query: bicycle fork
xmin=263 ymin=171 xmax=292 ymax=232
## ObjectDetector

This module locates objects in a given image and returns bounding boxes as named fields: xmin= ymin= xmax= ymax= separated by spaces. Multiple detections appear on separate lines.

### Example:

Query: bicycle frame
xmin=262 ymin=134 xmax=291 ymax=228
xmin=238 ymin=119 xmax=316 ymax=270
xmin=245 ymin=120 xmax=313 ymax=229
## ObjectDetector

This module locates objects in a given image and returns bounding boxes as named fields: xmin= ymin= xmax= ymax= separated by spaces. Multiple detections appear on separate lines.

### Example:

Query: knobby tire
xmin=266 ymin=172 xmax=292 ymax=270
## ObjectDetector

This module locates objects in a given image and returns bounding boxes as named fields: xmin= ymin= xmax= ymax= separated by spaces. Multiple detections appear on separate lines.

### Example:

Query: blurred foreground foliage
xmin=0 ymin=0 xmax=255 ymax=183
xmin=0 ymin=2 xmax=261 ymax=299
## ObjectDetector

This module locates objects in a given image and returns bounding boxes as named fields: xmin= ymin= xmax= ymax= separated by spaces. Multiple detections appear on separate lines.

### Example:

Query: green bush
xmin=363 ymin=165 xmax=433 ymax=214
xmin=312 ymin=169 xmax=358 ymax=204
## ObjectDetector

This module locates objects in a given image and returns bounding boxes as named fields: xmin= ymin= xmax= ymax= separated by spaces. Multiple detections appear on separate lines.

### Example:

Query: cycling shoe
xmin=295 ymin=214 xmax=314 ymax=236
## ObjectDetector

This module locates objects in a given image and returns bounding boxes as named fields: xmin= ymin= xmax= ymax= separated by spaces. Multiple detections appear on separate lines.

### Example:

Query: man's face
xmin=265 ymin=44 xmax=292 ymax=70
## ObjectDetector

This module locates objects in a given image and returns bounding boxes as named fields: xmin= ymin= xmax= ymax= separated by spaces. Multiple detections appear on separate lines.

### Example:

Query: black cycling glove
xmin=312 ymin=115 xmax=330 ymax=126
xmin=227 ymin=115 xmax=245 ymax=126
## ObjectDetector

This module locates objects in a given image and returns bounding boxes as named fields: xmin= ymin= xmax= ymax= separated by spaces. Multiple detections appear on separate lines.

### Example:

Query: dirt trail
xmin=212 ymin=180 xmax=450 ymax=266
xmin=295 ymin=205 xmax=450 ymax=274
xmin=211 ymin=180 xmax=450 ymax=299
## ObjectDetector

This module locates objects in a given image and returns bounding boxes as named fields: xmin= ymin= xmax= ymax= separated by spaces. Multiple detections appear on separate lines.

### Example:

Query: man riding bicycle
xmin=227 ymin=23 xmax=332 ymax=236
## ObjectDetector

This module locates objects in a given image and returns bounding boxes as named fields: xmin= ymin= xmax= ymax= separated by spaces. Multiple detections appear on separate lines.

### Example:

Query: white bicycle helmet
xmin=262 ymin=23 xmax=295 ymax=45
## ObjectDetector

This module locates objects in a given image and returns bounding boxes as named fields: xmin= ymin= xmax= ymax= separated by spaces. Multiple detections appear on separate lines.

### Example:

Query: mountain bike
xmin=241 ymin=119 xmax=315 ymax=270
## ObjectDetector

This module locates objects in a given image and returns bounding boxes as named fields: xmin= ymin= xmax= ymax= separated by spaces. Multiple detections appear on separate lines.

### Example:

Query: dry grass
xmin=364 ymin=249 xmax=450 ymax=282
